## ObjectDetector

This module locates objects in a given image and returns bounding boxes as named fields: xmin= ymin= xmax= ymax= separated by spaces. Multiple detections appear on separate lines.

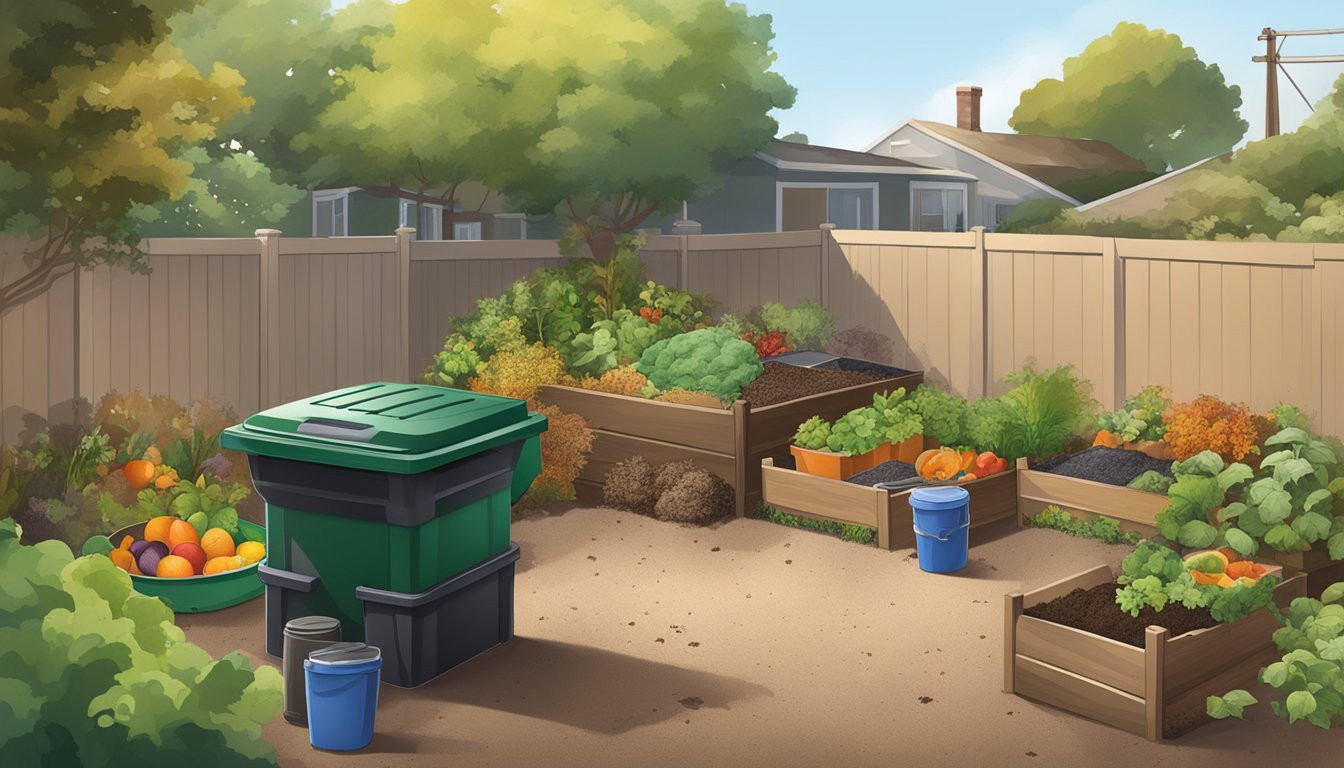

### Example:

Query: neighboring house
xmin=862 ymin=87 xmax=1156 ymax=231
xmin=1072 ymin=155 xmax=1227 ymax=222
xmin=644 ymin=139 xmax=977 ymax=234
xmin=311 ymin=181 xmax=534 ymax=240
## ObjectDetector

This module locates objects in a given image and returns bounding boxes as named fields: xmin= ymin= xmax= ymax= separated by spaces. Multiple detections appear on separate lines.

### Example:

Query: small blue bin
xmin=910 ymin=486 xmax=970 ymax=573
xmin=304 ymin=642 xmax=381 ymax=751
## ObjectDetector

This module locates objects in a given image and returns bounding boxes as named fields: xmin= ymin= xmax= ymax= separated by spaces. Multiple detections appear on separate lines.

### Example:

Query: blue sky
xmin=330 ymin=0 xmax=1344 ymax=151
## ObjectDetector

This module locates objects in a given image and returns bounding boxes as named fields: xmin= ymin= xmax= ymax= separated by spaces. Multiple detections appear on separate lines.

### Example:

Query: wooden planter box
xmin=1016 ymin=457 xmax=1168 ymax=539
xmin=538 ymin=369 xmax=922 ymax=517
xmin=759 ymin=457 xmax=1016 ymax=550
xmin=1004 ymin=565 xmax=1305 ymax=741
xmin=1257 ymin=546 xmax=1344 ymax=598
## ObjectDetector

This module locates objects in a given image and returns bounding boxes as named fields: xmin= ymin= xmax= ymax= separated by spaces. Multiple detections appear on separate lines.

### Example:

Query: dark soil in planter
xmin=813 ymin=357 xmax=912 ymax=379
xmin=1032 ymin=446 xmax=1173 ymax=487
xmin=742 ymin=363 xmax=885 ymax=408
xmin=846 ymin=461 xmax=918 ymax=486
xmin=1023 ymin=581 xmax=1218 ymax=648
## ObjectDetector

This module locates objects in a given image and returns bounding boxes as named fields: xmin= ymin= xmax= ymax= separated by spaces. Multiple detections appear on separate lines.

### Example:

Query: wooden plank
xmin=1023 ymin=563 xmax=1114 ymax=608
xmin=1168 ymin=261 xmax=1200 ymax=401
xmin=1015 ymin=616 xmax=1145 ymax=696
xmin=986 ymin=232 xmax=1104 ymax=255
xmin=208 ymin=256 xmax=226 ymax=402
xmin=1114 ymin=237 xmax=1315 ymax=267
xmin=1013 ymin=655 xmax=1147 ymax=737
xmin=1163 ymin=644 xmax=1282 ymax=739
xmin=106 ymin=265 xmax=127 ymax=395
xmin=45 ymin=273 xmax=75 ymax=425
xmin=1005 ymin=594 xmax=1023 ymax=693
xmin=538 ymin=386 xmax=736 ymax=452
xmin=189 ymin=255 xmax=209 ymax=402
xmin=1220 ymin=264 xmax=1252 ymax=405
xmin=1017 ymin=466 xmax=1168 ymax=529
xmin=733 ymin=400 xmax=749 ymax=517
xmin=759 ymin=457 xmax=883 ymax=528
xmin=577 ymin=430 xmax=736 ymax=488
xmin=1198 ymin=262 xmax=1222 ymax=397
xmin=1145 ymin=626 xmax=1168 ymax=742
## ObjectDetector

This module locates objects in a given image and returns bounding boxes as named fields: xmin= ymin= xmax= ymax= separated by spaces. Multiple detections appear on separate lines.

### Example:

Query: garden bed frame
xmin=759 ymin=457 xmax=1016 ymax=550
xmin=1015 ymin=457 xmax=1168 ymax=539
xmin=1004 ymin=565 xmax=1305 ymax=741
xmin=539 ymin=370 xmax=922 ymax=517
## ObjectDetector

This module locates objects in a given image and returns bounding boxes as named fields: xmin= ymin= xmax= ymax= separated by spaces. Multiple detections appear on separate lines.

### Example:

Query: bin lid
xmin=284 ymin=616 xmax=341 ymax=638
xmin=909 ymin=485 xmax=969 ymax=510
xmin=221 ymin=383 xmax=547 ymax=474
xmin=307 ymin=642 xmax=381 ymax=667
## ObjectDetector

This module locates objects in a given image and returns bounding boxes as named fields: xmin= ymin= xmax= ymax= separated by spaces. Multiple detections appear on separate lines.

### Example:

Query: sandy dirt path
xmin=181 ymin=505 xmax=1342 ymax=768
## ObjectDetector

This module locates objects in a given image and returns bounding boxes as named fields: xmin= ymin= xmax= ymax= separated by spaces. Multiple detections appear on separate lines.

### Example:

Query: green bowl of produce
xmin=104 ymin=520 xmax=266 ymax=613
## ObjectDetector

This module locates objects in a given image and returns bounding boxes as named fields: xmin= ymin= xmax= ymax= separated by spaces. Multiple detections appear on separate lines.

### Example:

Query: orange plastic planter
xmin=789 ymin=445 xmax=877 ymax=480
xmin=891 ymin=434 xmax=925 ymax=464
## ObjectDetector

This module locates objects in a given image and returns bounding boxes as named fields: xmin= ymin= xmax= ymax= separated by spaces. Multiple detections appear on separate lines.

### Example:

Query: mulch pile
xmin=846 ymin=461 xmax=919 ymax=486
xmin=1023 ymin=581 xmax=1218 ymax=647
xmin=742 ymin=363 xmax=886 ymax=408
xmin=1032 ymin=446 xmax=1173 ymax=487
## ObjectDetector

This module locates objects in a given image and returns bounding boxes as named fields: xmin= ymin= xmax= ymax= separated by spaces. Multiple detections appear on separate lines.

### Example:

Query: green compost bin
xmin=220 ymin=382 xmax=547 ymax=656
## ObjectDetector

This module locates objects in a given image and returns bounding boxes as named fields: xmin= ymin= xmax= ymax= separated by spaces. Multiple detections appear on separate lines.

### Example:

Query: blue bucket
xmin=910 ymin=486 xmax=970 ymax=573
xmin=304 ymin=642 xmax=381 ymax=751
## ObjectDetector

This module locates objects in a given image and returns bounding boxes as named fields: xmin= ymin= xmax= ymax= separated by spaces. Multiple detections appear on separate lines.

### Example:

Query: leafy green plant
xmin=910 ymin=385 xmax=970 ymax=447
xmin=638 ymin=281 xmax=711 ymax=330
xmin=826 ymin=407 xmax=883 ymax=456
xmin=1219 ymin=427 xmax=1343 ymax=558
xmin=792 ymin=417 xmax=832 ymax=451
xmin=759 ymin=504 xmax=874 ymax=546
xmin=0 ymin=519 xmax=282 ymax=765
xmin=964 ymin=396 xmax=1015 ymax=457
xmin=1154 ymin=450 xmax=1253 ymax=549
xmin=871 ymin=389 xmax=922 ymax=445
xmin=1271 ymin=402 xmax=1308 ymax=430
xmin=713 ymin=313 xmax=755 ymax=339
xmin=567 ymin=309 xmax=682 ymax=378
xmin=752 ymin=302 xmax=835 ymax=351
xmin=997 ymin=363 xmax=1097 ymax=461
xmin=635 ymin=328 xmax=762 ymax=402
xmin=1209 ymin=582 xmax=1344 ymax=728
xmin=1128 ymin=470 xmax=1174 ymax=494
xmin=1114 ymin=539 xmax=1280 ymax=622
xmin=1027 ymin=505 xmax=1142 ymax=545
xmin=423 ymin=333 xmax=481 ymax=388
xmin=1097 ymin=385 xmax=1171 ymax=442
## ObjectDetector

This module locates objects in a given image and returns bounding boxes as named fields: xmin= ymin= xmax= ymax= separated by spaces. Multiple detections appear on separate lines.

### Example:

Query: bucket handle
xmin=912 ymin=508 xmax=970 ymax=541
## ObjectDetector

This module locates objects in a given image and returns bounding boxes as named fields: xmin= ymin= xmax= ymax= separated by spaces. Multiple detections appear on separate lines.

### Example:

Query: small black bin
xmin=357 ymin=543 xmax=520 ymax=688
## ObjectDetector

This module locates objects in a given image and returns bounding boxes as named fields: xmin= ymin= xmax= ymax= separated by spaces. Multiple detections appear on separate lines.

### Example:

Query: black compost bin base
xmin=356 ymin=543 xmax=520 ymax=688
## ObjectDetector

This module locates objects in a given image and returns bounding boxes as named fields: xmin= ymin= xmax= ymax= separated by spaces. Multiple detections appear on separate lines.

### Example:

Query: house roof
xmin=1073 ymin=154 xmax=1226 ymax=217
xmin=863 ymin=120 xmax=1150 ymax=203
xmin=758 ymin=139 xmax=975 ymax=179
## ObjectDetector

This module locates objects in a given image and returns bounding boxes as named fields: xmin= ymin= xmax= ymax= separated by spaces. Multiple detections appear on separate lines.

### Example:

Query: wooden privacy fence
xmin=4 ymin=226 xmax=1344 ymax=444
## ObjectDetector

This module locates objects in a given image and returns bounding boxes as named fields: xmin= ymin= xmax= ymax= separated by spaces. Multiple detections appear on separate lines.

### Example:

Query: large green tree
xmin=1010 ymin=22 xmax=1247 ymax=172
xmin=483 ymin=0 xmax=796 ymax=257
xmin=0 ymin=0 xmax=249 ymax=314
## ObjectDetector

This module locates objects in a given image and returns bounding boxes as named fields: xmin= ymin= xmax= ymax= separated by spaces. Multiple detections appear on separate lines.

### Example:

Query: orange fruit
xmin=200 ymin=528 xmax=236 ymax=560
xmin=1191 ymin=570 xmax=1223 ymax=586
xmin=155 ymin=555 xmax=194 ymax=579
xmin=168 ymin=519 xmax=199 ymax=547
xmin=203 ymin=556 xmax=243 ymax=575
xmin=236 ymin=541 xmax=266 ymax=565
xmin=145 ymin=516 xmax=175 ymax=545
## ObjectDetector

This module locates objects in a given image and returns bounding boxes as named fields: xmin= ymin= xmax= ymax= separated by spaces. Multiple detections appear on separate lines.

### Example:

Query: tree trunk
xmin=563 ymin=194 xmax=661 ymax=261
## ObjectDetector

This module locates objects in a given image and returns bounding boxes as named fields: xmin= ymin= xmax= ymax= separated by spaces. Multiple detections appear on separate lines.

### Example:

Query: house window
xmin=493 ymin=213 xmax=527 ymax=240
xmin=776 ymin=183 xmax=879 ymax=232
xmin=454 ymin=221 xmax=482 ymax=241
xmin=911 ymin=182 xmax=967 ymax=232
xmin=312 ymin=190 xmax=350 ymax=236
xmin=399 ymin=199 xmax=444 ymax=240
xmin=398 ymin=199 xmax=418 ymax=232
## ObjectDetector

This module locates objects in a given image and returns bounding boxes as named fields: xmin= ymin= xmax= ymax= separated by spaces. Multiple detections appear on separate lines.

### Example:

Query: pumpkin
xmin=913 ymin=449 xmax=940 ymax=476
xmin=1093 ymin=430 xmax=1122 ymax=449
xmin=123 ymin=460 xmax=156 ymax=490
xmin=918 ymin=447 xmax=965 ymax=481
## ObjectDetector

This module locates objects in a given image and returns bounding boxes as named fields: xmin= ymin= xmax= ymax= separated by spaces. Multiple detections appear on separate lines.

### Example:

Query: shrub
xmin=996 ymin=363 xmax=1097 ymax=461
xmin=653 ymin=469 xmax=734 ymax=524
xmin=0 ymin=519 xmax=282 ymax=766
xmin=1164 ymin=395 xmax=1258 ymax=462
xmin=602 ymin=456 xmax=658 ymax=515
xmin=469 ymin=342 xmax=572 ymax=402
xmin=1027 ymin=505 xmax=1142 ymax=545
xmin=752 ymin=301 xmax=835 ymax=351
xmin=910 ymin=385 xmax=970 ymax=447
xmin=792 ymin=416 xmax=832 ymax=451
xmin=517 ymin=404 xmax=594 ymax=507
xmin=577 ymin=367 xmax=651 ymax=398
xmin=635 ymin=328 xmax=762 ymax=402
xmin=423 ymin=333 xmax=481 ymax=388
xmin=824 ymin=326 xmax=894 ymax=364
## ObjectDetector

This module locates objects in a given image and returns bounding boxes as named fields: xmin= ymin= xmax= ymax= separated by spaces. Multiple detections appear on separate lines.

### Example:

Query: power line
xmin=1253 ymin=26 xmax=1344 ymax=138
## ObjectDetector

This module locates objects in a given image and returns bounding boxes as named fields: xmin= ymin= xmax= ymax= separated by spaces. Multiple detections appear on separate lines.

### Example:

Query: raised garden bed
xmin=1016 ymin=456 xmax=1169 ymax=539
xmin=540 ymin=359 xmax=922 ymax=517
xmin=759 ymin=457 xmax=1015 ymax=550
xmin=1004 ymin=564 xmax=1304 ymax=741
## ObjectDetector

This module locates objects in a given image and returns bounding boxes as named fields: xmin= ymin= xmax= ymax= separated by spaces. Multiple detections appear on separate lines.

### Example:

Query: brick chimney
xmin=956 ymin=86 xmax=982 ymax=132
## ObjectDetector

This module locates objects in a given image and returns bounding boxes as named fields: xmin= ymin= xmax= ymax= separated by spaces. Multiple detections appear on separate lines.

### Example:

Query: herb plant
xmin=1097 ymin=385 xmax=1170 ymax=443
xmin=1027 ymin=505 xmax=1141 ymax=545
xmin=826 ymin=407 xmax=883 ymax=456
xmin=1220 ymin=427 xmax=1344 ymax=558
xmin=871 ymin=389 xmax=923 ymax=445
xmin=751 ymin=302 xmax=835 ymax=351
xmin=424 ymin=333 xmax=481 ymax=388
xmin=995 ymin=363 xmax=1097 ymax=461
xmin=910 ymin=385 xmax=969 ymax=447
xmin=1209 ymin=582 xmax=1344 ymax=728
xmin=1113 ymin=540 xmax=1280 ymax=622
xmin=792 ymin=416 xmax=832 ymax=451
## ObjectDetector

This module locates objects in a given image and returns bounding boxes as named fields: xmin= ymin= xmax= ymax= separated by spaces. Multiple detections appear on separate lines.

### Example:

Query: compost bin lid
xmin=307 ymin=642 xmax=381 ymax=666
xmin=284 ymin=616 xmax=341 ymax=638
xmin=221 ymin=382 xmax=548 ymax=475
xmin=909 ymin=485 xmax=970 ymax=509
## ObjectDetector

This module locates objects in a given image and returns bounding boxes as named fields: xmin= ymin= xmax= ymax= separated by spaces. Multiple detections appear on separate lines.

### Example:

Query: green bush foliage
xmin=1027 ymin=505 xmax=1141 ymax=546
xmin=635 ymin=328 xmax=762 ymax=402
xmin=760 ymin=505 xmax=874 ymax=546
xmin=1097 ymin=385 xmax=1170 ymax=443
xmin=750 ymin=302 xmax=835 ymax=351
xmin=910 ymin=385 xmax=970 ymax=447
xmin=0 ymin=519 xmax=282 ymax=766
xmin=792 ymin=417 xmax=831 ymax=451
xmin=993 ymin=363 xmax=1097 ymax=461
xmin=1127 ymin=470 xmax=1174 ymax=494
xmin=1114 ymin=539 xmax=1280 ymax=622
xmin=423 ymin=333 xmax=481 ymax=388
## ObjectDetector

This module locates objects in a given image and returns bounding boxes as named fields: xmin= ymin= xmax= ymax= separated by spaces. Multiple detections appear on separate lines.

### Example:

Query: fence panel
xmin=1118 ymin=239 xmax=1320 ymax=422
xmin=0 ymin=237 xmax=78 ymax=444
xmin=686 ymin=231 xmax=822 ymax=316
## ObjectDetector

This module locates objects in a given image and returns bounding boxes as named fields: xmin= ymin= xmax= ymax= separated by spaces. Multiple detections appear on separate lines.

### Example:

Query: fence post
xmin=970 ymin=226 xmax=988 ymax=400
xmin=255 ymin=229 xmax=281 ymax=409
xmin=396 ymin=227 xmax=416 ymax=382
xmin=819 ymin=223 xmax=835 ymax=309
xmin=1101 ymin=237 xmax=1124 ymax=410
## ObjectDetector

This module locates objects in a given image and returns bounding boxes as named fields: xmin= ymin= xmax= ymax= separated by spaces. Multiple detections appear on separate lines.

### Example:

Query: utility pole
xmin=1254 ymin=26 xmax=1344 ymax=139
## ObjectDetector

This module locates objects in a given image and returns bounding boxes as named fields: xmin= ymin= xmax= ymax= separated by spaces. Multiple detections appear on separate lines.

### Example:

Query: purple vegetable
xmin=138 ymin=543 xmax=169 ymax=577
xmin=129 ymin=540 xmax=152 ymax=558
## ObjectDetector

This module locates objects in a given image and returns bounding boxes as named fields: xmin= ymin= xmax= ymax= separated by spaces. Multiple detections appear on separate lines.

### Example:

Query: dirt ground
xmin=180 ymin=505 xmax=1343 ymax=768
